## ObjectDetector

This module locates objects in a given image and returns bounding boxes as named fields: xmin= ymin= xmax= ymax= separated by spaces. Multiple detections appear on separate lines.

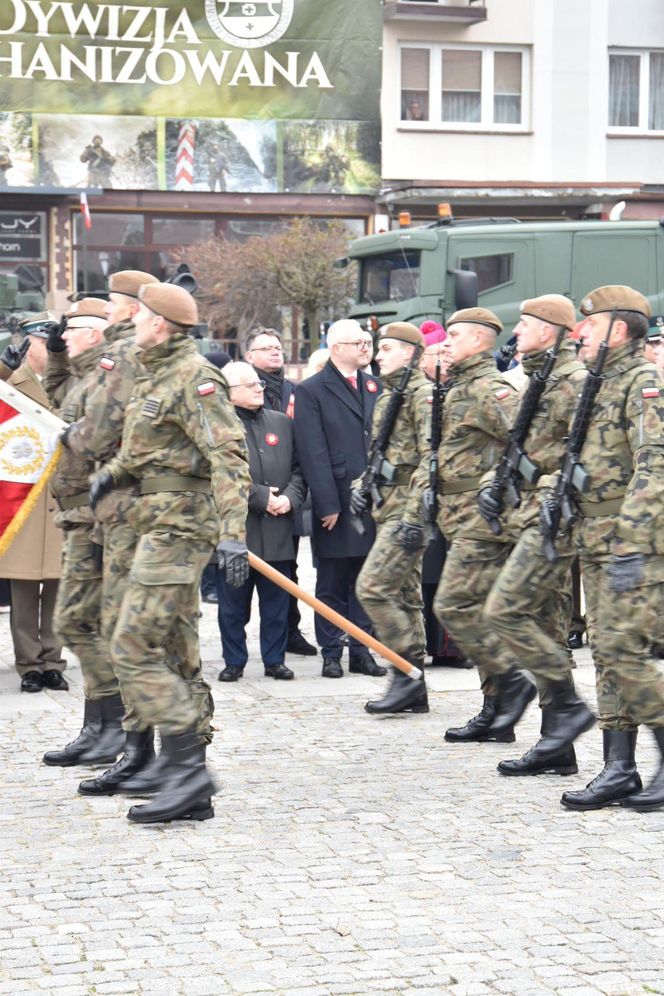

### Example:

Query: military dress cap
xmin=379 ymin=321 xmax=424 ymax=347
xmin=108 ymin=270 xmax=159 ymax=298
xmin=139 ymin=282 xmax=199 ymax=327
xmin=648 ymin=315 xmax=664 ymax=340
xmin=18 ymin=311 xmax=55 ymax=337
xmin=520 ymin=294 xmax=576 ymax=330
xmin=447 ymin=307 xmax=503 ymax=333
xmin=579 ymin=285 xmax=652 ymax=318
xmin=65 ymin=297 xmax=109 ymax=321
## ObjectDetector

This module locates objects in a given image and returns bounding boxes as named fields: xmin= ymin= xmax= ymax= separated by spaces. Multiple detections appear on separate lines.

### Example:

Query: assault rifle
xmin=540 ymin=311 xmax=615 ymax=562
xmin=422 ymin=358 xmax=448 ymax=540
xmin=482 ymin=324 xmax=567 ymax=536
xmin=351 ymin=343 xmax=423 ymax=536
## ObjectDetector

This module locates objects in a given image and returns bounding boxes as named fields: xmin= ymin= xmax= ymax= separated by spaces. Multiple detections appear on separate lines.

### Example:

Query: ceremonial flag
xmin=0 ymin=381 xmax=64 ymax=559
xmin=80 ymin=191 xmax=92 ymax=230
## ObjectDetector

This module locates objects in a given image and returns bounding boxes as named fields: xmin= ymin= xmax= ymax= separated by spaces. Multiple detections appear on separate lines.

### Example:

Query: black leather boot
xmin=77 ymin=693 xmax=126 ymax=765
xmin=445 ymin=696 xmax=515 ymax=743
xmin=43 ymin=699 xmax=104 ymax=766
xmin=365 ymin=661 xmax=428 ymax=715
xmin=127 ymin=728 xmax=216 ymax=823
xmin=621 ymin=727 xmax=664 ymax=812
xmin=498 ymin=707 xmax=579 ymax=776
xmin=78 ymin=730 xmax=156 ymax=796
xmin=486 ymin=667 xmax=537 ymax=737
xmin=561 ymin=730 xmax=642 ymax=811
xmin=118 ymin=752 xmax=170 ymax=797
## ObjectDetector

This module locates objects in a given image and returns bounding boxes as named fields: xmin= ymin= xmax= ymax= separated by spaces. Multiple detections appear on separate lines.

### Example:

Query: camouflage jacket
xmin=407 ymin=351 xmax=517 ymax=540
xmin=571 ymin=340 xmax=664 ymax=558
xmin=43 ymin=349 xmax=75 ymax=411
xmin=49 ymin=342 xmax=107 ymax=527
xmin=63 ymin=321 xmax=140 ymax=525
xmin=104 ymin=334 xmax=251 ymax=544
xmin=360 ymin=366 xmax=433 ymax=525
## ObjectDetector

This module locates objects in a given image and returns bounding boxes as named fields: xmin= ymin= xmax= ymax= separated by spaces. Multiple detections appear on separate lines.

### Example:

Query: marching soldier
xmin=88 ymin=283 xmax=251 ymax=824
xmin=352 ymin=322 xmax=432 ymax=714
xmin=539 ymin=286 xmax=664 ymax=812
xmin=477 ymin=296 xmax=596 ymax=774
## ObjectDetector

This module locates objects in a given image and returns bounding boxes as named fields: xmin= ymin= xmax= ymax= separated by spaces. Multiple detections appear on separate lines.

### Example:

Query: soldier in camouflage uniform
xmin=473 ymin=296 xmax=596 ymax=775
xmin=89 ymin=283 xmax=251 ymax=824
xmin=540 ymin=286 xmax=664 ymax=812
xmin=403 ymin=308 xmax=536 ymax=736
xmin=41 ymin=299 xmax=127 ymax=769
xmin=350 ymin=323 xmax=432 ymax=714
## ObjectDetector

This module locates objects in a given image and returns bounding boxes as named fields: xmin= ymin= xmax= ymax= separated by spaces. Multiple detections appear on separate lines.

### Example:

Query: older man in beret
xmin=352 ymin=322 xmax=432 ymax=714
xmin=540 ymin=285 xmax=664 ymax=813
xmin=88 ymin=282 xmax=251 ymax=824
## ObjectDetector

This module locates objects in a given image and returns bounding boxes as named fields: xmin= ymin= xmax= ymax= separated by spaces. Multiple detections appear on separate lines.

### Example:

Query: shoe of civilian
xmin=21 ymin=670 xmax=43 ymax=693
xmin=202 ymin=592 xmax=218 ymax=604
xmin=349 ymin=652 xmax=387 ymax=677
xmin=430 ymin=655 xmax=473 ymax=669
xmin=218 ymin=666 xmax=244 ymax=682
xmin=286 ymin=630 xmax=317 ymax=656
xmin=567 ymin=632 xmax=584 ymax=650
xmin=322 ymin=658 xmax=343 ymax=678
xmin=43 ymin=670 xmax=69 ymax=691
xmin=264 ymin=663 xmax=294 ymax=680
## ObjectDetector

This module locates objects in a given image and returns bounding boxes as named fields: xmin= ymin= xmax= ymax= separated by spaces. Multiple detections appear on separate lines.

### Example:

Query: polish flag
xmin=0 ymin=381 xmax=64 ymax=559
xmin=80 ymin=192 xmax=92 ymax=230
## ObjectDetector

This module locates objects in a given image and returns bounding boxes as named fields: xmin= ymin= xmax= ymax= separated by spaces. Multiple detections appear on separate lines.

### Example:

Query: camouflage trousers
xmin=483 ymin=525 xmax=575 ymax=706
xmin=109 ymin=529 xmax=215 ymax=738
xmin=581 ymin=552 xmax=664 ymax=731
xmin=53 ymin=525 xmax=118 ymax=700
xmin=434 ymin=536 xmax=515 ymax=695
xmin=356 ymin=521 xmax=426 ymax=661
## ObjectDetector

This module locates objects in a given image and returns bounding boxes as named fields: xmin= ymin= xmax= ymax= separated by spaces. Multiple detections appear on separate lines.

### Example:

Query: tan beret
xmin=108 ymin=270 xmax=159 ymax=299
xmin=447 ymin=307 xmax=503 ymax=333
xmin=139 ymin=282 xmax=198 ymax=327
xmin=65 ymin=297 xmax=109 ymax=321
xmin=521 ymin=294 xmax=576 ymax=330
xmin=580 ymin=285 xmax=651 ymax=319
xmin=379 ymin=321 xmax=424 ymax=347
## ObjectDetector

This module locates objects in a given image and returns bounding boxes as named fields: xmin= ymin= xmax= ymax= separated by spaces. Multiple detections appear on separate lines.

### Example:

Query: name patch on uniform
xmin=99 ymin=355 xmax=115 ymax=371
xmin=642 ymin=387 xmax=660 ymax=399
xmin=142 ymin=397 xmax=161 ymax=418
xmin=366 ymin=380 xmax=378 ymax=393
xmin=495 ymin=388 xmax=511 ymax=400
xmin=197 ymin=382 xmax=216 ymax=396
xmin=265 ymin=432 xmax=279 ymax=446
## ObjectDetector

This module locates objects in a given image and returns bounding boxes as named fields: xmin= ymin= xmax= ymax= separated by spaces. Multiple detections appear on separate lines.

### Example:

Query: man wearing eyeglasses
xmin=294 ymin=319 xmax=385 ymax=679
xmin=217 ymin=361 xmax=306 ymax=683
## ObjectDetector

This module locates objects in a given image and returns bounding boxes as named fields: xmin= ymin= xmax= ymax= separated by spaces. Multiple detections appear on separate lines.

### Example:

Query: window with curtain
xmin=494 ymin=51 xmax=522 ymax=124
xmin=609 ymin=54 xmax=640 ymax=126
xmin=649 ymin=53 xmax=664 ymax=130
xmin=401 ymin=48 xmax=430 ymax=121
xmin=442 ymin=50 xmax=482 ymax=122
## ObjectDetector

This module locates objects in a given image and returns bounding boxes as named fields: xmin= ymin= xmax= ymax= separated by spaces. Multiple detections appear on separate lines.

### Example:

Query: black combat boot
xmin=42 ymin=699 xmax=104 ymax=766
xmin=621 ymin=727 xmax=664 ymax=812
xmin=365 ymin=658 xmax=428 ymax=715
xmin=561 ymin=730 xmax=642 ymax=811
xmin=118 ymin=752 xmax=170 ymax=797
xmin=126 ymin=727 xmax=216 ymax=824
xmin=78 ymin=729 xmax=156 ymax=796
xmin=77 ymin=693 xmax=126 ymax=765
xmin=445 ymin=696 xmax=515 ymax=743
xmin=486 ymin=667 xmax=537 ymax=738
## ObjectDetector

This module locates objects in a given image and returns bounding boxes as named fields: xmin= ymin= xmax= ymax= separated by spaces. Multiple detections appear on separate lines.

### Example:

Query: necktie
xmin=348 ymin=375 xmax=358 ymax=390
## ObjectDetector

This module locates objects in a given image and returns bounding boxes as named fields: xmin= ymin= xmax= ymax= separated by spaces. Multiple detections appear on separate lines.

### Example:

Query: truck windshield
xmin=359 ymin=251 xmax=421 ymax=304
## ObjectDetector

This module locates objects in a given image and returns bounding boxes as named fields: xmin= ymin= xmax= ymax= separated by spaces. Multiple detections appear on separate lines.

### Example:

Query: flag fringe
xmin=0 ymin=442 xmax=63 ymax=559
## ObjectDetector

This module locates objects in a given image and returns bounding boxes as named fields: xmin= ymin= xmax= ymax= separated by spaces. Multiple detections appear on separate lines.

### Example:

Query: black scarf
xmin=261 ymin=368 xmax=285 ymax=411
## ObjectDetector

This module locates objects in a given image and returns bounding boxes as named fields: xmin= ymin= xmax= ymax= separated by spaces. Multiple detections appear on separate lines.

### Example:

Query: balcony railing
xmin=383 ymin=0 xmax=488 ymax=23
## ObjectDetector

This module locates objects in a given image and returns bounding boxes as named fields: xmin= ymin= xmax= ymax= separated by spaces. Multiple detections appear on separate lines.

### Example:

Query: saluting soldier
xmin=541 ymin=286 xmax=664 ymax=812
xmin=477 ymin=296 xmax=596 ymax=775
xmin=351 ymin=322 xmax=432 ymax=714
xmin=88 ymin=283 xmax=251 ymax=824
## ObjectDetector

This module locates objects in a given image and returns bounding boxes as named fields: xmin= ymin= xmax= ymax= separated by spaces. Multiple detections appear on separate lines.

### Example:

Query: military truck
xmin=344 ymin=217 xmax=664 ymax=340
xmin=0 ymin=270 xmax=46 ymax=351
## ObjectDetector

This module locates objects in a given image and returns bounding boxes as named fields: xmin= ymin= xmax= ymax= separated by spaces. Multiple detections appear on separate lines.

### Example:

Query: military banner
xmin=0 ymin=379 xmax=64 ymax=558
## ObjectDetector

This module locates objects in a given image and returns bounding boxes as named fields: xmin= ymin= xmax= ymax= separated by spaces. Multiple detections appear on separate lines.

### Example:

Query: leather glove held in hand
xmin=477 ymin=486 xmax=503 ymax=523
xmin=89 ymin=469 xmax=116 ymax=511
xmin=392 ymin=520 xmax=426 ymax=553
xmin=607 ymin=553 xmax=645 ymax=593
xmin=349 ymin=487 xmax=371 ymax=517
xmin=216 ymin=539 xmax=250 ymax=588
xmin=0 ymin=338 xmax=30 ymax=371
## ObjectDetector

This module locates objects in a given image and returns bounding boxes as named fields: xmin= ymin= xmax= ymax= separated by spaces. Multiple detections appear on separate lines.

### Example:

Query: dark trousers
xmin=200 ymin=562 xmax=217 ymax=600
xmin=314 ymin=555 xmax=373 ymax=659
xmin=287 ymin=535 xmax=301 ymax=634
xmin=10 ymin=579 xmax=65 ymax=677
xmin=217 ymin=561 xmax=291 ymax=669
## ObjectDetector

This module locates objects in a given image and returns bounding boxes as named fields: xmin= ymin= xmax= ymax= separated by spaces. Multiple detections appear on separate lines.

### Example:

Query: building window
xmin=399 ymin=45 xmax=528 ymax=131
xmin=609 ymin=50 xmax=664 ymax=132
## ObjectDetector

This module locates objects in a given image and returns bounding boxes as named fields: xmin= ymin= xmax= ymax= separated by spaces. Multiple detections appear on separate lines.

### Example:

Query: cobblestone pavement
xmin=1 ymin=540 xmax=663 ymax=996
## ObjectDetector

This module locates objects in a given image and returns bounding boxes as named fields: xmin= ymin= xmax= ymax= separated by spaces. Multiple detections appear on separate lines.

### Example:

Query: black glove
xmin=60 ymin=424 xmax=74 ymax=449
xmin=349 ymin=486 xmax=371 ymax=517
xmin=46 ymin=317 xmax=67 ymax=353
xmin=216 ymin=539 xmax=250 ymax=588
xmin=88 ymin=468 xmax=116 ymax=511
xmin=477 ymin=486 xmax=503 ymax=523
xmin=538 ymin=493 xmax=560 ymax=534
xmin=392 ymin=520 xmax=426 ymax=553
xmin=607 ymin=553 xmax=645 ymax=593
xmin=0 ymin=338 xmax=29 ymax=371
xmin=91 ymin=543 xmax=104 ymax=573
